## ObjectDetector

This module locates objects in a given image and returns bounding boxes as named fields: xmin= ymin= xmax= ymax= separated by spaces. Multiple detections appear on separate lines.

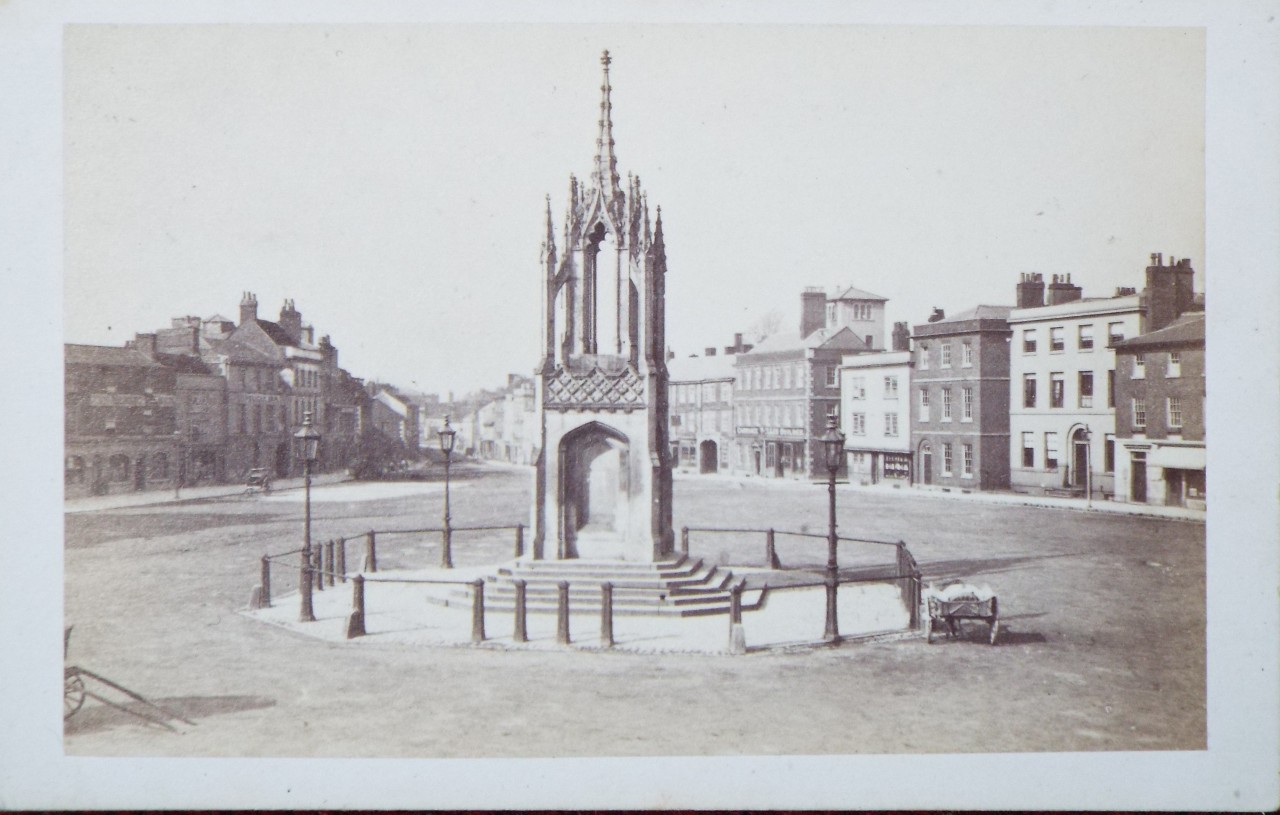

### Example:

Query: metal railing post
xmin=471 ymin=579 xmax=486 ymax=643
xmin=325 ymin=540 xmax=336 ymax=586
xmin=313 ymin=547 xmax=324 ymax=591
xmin=765 ymin=528 xmax=780 ymax=569
xmin=556 ymin=581 xmax=571 ymax=645
xmin=513 ymin=579 xmax=528 ymax=643
xmin=346 ymin=574 xmax=366 ymax=638
xmin=600 ymin=582 xmax=614 ymax=648
xmin=728 ymin=579 xmax=746 ymax=655
xmin=515 ymin=524 xmax=525 ymax=559
xmin=365 ymin=530 xmax=377 ymax=573
xmin=260 ymin=555 xmax=271 ymax=608
xmin=337 ymin=537 xmax=346 ymax=582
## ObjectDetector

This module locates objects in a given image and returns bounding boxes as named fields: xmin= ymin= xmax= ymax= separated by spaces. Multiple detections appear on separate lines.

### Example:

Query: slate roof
xmin=830 ymin=285 xmax=888 ymax=302
xmin=668 ymin=353 xmax=738 ymax=382
xmin=747 ymin=326 xmax=870 ymax=355
xmin=934 ymin=304 xmax=1013 ymax=323
xmin=65 ymin=344 xmax=161 ymax=367
xmin=1112 ymin=313 xmax=1205 ymax=350
xmin=254 ymin=319 xmax=296 ymax=347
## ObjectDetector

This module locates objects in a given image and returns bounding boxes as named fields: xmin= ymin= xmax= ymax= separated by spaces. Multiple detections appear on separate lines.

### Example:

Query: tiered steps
xmin=481 ymin=555 xmax=738 ymax=617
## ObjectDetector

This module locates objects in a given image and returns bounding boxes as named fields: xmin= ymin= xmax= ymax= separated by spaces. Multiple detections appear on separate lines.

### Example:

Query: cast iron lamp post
xmin=295 ymin=411 xmax=321 ymax=622
xmin=821 ymin=416 xmax=846 ymax=643
xmin=438 ymin=414 xmax=456 ymax=569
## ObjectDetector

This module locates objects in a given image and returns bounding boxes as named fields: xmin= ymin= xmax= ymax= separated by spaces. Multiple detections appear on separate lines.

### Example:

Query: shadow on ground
xmin=64 ymin=694 xmax=276 ymax=736
xmin=916 ymin=552 xmax=1084 ymax=583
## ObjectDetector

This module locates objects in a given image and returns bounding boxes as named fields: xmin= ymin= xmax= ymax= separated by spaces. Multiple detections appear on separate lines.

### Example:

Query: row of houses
xmin=465 ymin=252 xmax=1205 ymax=511
xmin=65 ymin=293 xmax=437 ymax=497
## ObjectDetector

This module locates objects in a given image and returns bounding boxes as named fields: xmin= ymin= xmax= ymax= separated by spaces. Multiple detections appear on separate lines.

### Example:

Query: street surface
xmin=63 ymin=463 xmax=1205 ymax=756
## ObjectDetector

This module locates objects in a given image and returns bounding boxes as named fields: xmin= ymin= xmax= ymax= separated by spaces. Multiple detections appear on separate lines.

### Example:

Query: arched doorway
xmin=560 ymin=422 xmax=630 ymax=559
xmin=699 ymin=440 xmax=718 ymax=474
xmin=1070 ymin=427 xmax=1089 ymax=489
xmin=919 ymin=441 xmax=933 ymax=485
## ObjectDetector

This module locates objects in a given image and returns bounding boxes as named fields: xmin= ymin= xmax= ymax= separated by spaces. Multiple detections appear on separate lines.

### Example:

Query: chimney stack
xmin=800 ymin=287 xmax=826 ymax=338
xmin=891 ymin=322 xmax=911 ymax=352
xmin=239 ymin=291 xmax=258 ymax=326
xmin=1143 ymin=252 xmax=1197 ymax=332
xmin=704 ymin=347 xmax=717 ymax=356
xmin=130 ymin=332 xmax=158 ymax=359
xmin=1046 ymin=273 xmax=1083 ymax=306
xmin=279 ymin=299 xmax=303 ymax=345
xmin=1015 ymin=273 xmax=1045 ymax=309
xmin=928 ymin=307 xmax=945 ymax=323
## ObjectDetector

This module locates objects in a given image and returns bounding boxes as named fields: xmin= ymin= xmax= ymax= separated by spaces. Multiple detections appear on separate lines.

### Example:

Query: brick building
xmin=1112 ymin=313 xmax=1205 ymax=508
xmin=733 ymin=288 xmax=873 ymax=479
xmin=64 ymin=344 xmax=178 ymax=497
xmin=911 ymin=305 xmax=1013 ymax=490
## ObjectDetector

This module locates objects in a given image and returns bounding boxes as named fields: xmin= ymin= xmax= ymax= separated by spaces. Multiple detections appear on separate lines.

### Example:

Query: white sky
xmin=64 ymin=24 xmax=1204 ymax=396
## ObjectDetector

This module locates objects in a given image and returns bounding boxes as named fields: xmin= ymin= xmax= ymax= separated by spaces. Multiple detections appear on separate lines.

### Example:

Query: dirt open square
xmin=63 ymin=464 xmax=1205 ymax=757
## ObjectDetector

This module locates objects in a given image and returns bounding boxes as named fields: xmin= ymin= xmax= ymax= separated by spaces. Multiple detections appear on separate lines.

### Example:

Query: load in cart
xmin=923 ymin=582 xmax=999 ymax=645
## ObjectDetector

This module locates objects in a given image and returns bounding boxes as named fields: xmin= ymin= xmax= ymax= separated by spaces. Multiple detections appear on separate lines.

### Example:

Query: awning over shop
xmin=1148 ymin=445 xmax=1206 ymax=470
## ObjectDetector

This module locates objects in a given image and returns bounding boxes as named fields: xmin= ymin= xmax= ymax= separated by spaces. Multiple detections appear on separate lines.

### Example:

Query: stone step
xmin=508 ymin=555 xmax=695 ymax=574
xmin=488 ymin=568 xmax=729 ymax=592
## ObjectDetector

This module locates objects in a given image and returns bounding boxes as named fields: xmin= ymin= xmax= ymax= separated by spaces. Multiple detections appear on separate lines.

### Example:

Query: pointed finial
xmin=591 ymin=49 xmax=621 ymax=199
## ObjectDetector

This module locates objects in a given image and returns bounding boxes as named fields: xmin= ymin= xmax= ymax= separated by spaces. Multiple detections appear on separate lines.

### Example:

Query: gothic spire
xmin=592 ymin=49 xmax=621 ymax=200
xmin=542 ymin=194 xmax=556 ymax=261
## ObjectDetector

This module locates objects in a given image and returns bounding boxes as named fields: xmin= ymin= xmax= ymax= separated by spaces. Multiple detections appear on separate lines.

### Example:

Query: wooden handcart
xmin=925 ymin=594 xmax=999 ymax=645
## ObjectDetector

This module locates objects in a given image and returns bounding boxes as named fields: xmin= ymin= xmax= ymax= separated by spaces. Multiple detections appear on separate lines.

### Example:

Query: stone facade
xmin=532 ymin=51 xmax=674 ymax=563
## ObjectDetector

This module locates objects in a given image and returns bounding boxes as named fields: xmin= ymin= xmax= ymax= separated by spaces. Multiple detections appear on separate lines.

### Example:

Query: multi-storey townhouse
xmin=1007 ymin=254 xmax=1197 ymax=498
xmin=1112 ymin=313 xmax=1205 ymax=508
xmin=668 ymin=350 xmax=737 ymax=474
xmin=911 ymin=305 xmax=1013 ymax=491
xmin=840 ymin=349 xmax=913 ymax=485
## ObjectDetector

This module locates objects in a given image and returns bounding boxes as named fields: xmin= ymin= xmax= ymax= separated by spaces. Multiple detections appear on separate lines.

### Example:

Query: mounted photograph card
xmin=1 ymin=0 xmax=1277 ymax=811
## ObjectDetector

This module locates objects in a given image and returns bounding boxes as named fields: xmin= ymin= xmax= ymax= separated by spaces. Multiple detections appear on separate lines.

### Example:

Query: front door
xmin=1073 ymin=437 xmax=1089 ymax=488
xmin=921 ymin=447 xmax=933 ymax=485
xmin=1131 ymin=454 xmax=1147 ymax=503
xmin=135 ymin=456 xmax=146 ymax=491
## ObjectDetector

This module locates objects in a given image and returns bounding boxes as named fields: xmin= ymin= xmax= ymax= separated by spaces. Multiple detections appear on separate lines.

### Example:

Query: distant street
xmin=64 ymin=463 xmax=1204 ymax=756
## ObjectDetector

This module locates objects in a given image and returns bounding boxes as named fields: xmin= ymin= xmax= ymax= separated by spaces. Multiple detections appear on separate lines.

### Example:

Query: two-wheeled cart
xmin=925 ymin=594 xmax=999 ymax=645
xmin=64 ymin=626 xmax=196 ymax=730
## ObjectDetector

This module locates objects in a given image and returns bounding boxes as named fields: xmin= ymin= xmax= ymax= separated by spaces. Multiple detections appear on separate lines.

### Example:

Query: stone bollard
xmin=600 ymin=582 xmax=614 ymax=648
xmin=325 ymin=540 xmax=336 ymax=586
xmin=346 ymin=574 xmax=366 ymax=638
xmin=514 ymin=524 xmax=525 ymax=559
xmin=364 ymin=530 xmax=377 ymax=573
xmin=727 ymin=578 xmax=747 ymax=655
xmin=556 ymin=581 xmax=571 ymax=645
xmin=260 ymin=555 xmax=272 ymax=608
xmin=680 ymin=526 xmax=689 ymax=555
xmin=471 ymin=579 xmax=486 ymax=643
xmin=765 ymin=528 xmax=781 ymax=569
xmin=513 ymin=579 xmax=528 ymax=643
xmin=337 ymin=537 xmax=347 ymax=583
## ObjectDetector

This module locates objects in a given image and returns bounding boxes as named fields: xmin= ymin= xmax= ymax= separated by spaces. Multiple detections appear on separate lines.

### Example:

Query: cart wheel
xmin=925 ymin=615 xmax=934 ymax=644
xmin=989 ymin=619 xmax=1000 ymax=646
xmin=64 ymin=673 xmax=86 ymax=720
